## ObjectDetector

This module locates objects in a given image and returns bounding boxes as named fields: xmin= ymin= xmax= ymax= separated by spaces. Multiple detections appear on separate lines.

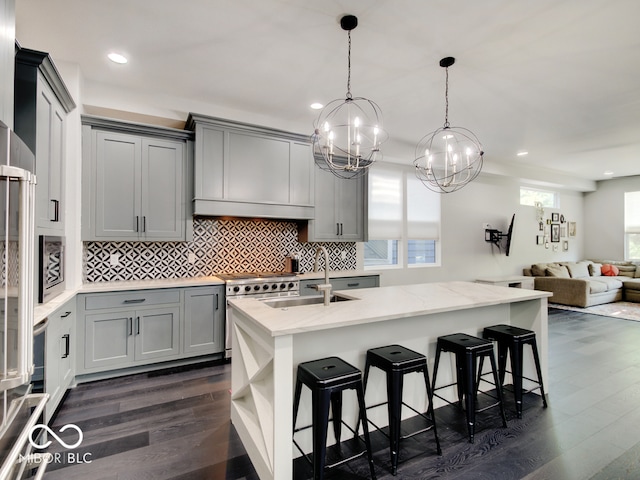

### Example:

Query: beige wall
xmin=584 ymin=175 xmax=640 ymax=261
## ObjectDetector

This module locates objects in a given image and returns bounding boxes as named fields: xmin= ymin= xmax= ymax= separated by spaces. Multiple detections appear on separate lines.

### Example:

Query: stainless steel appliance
xmin=1 ymin=122 xmax=49 ymax=479
xmin=38 ymin=235 xmax=65 ymax=303
xmin=218 ymin=272 xmax=299 ymax=358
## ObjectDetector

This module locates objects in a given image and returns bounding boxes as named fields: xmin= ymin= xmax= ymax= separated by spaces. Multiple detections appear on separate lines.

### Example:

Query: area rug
xmin=549 ymin=301 xmax=640 ymax=322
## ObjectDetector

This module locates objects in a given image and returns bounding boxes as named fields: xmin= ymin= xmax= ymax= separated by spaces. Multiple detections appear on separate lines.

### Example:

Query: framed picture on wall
xmin=536 ymin=235 xmax=544 ymax=245
xmin=569 ymin=222 xmax=577 ymax=237
xmin=551 ymin=224 xmax=560 ymax=242
xmin=552 ymin=213 xmax=559 ymax=222
xmin=561 ymin=225 xmax=567 ymax=237
xmin=563 ymin=240 xmax=569 ymax=251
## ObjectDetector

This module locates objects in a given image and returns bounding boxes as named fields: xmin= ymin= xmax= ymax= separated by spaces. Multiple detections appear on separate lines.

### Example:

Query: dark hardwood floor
xmin=39 ymin=308 xmax=640 ymax=479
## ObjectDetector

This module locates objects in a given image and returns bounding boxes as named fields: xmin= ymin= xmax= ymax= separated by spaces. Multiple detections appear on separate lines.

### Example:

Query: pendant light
xmin=312 ymin=15 xmax=388 ymax=179
xmin=414 ymin=57 xmax=483 ymax=193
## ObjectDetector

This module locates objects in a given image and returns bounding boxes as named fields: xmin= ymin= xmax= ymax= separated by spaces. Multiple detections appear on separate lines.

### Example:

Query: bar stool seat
xmin=293 ymin=356 xmax=376 ymax=480
xmin=480 ymin=324 xmax=547 ymax=418
xmin=362 ymin=345 xmax=441 ymax=475
xmin=432 ymin=333 xmax=507 ymax=443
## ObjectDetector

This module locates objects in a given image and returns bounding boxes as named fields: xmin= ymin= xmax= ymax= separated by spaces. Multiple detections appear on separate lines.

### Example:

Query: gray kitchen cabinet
xmin=298 ymin=168 xmax=367 ymax=242
xmin=183 ymin=286 xmax=224 ymax=355
xmin=80 ymin=290 xmax=181 ymax=373
xmin=14 ymin=47 xmax=75 ymax=234
xmin=82 ymin=116 xmax=192 ymax=241
xmin=299 ymin=274 xmax=379 ymax=296
xmin=186 ymin=113 xmax=314 ymax=220
xmin=44 ymin=299 xmax=74 ymax=423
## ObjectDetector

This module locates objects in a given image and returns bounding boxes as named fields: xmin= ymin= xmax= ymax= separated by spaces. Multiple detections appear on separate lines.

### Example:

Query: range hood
xmin=187 ymin=113 xmax=315 ymax=221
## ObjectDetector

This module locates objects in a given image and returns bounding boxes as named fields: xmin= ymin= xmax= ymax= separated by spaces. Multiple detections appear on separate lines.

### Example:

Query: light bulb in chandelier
xmin=312 ymin=15 xmax=388 ymax=179
xmin=414 ymin=57 xmax=483 ymax=193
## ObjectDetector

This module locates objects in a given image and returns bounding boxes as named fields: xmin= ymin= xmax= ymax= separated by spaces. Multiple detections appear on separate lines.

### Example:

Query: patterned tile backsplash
xmin=84 ymin=218 xmax=357 ymax=282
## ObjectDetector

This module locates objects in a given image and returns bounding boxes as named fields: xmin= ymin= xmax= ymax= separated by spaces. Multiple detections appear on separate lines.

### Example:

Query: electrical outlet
xmin=482 ymin=223 xmax=491 ymax=230
xmin=188 ymin=252 xmax=196 ymax=264
xmin=109 ymin=253 xmax=120 ymax=267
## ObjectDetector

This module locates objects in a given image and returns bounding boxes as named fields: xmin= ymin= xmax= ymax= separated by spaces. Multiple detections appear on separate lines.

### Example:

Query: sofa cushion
xmin=636 ymin=265 xmax=640 ymax=278
xmin=602 ymin=264 xmax=619 ymax=276
xmin=617 ymin=265 xmax=637 ymax=277
xmin=590 ymin=276 xmax=623 ymax=290
xmin=588 ymin=280 xmax=609 ymax=294
xmin=589 ymin=263 xmax=603 ymax=277
xmin=565 ymin=262 xmax=590 ymax=279
xmin=622 ymin=278 xmax=640 ymax=291
xmin=532 ymin=263 xmax=551 ymax=277
xmin=546 ymin=265 xmax=570 ymax=278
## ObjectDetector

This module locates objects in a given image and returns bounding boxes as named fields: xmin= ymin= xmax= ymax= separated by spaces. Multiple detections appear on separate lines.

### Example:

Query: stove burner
xmin=220 ymin=271 xmax=299 ymax=298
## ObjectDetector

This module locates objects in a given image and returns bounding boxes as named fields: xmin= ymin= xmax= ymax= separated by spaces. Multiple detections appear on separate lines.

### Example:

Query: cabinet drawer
xmin=331 ymin=276 xmax=379 ymax=291
xmin=84 ymin=290 xmax=181 ymax=310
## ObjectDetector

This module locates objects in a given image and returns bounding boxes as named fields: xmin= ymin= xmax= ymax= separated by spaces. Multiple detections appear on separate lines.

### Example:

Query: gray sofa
xmin=523 ymin=260 xmax=640 ymax=308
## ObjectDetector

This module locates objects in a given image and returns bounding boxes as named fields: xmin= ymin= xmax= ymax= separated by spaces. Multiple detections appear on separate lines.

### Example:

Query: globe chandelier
xmin=414 ymin=57 xmax=483 ymax=193
xmin=312 ymin=15 xmax=388 ymax=179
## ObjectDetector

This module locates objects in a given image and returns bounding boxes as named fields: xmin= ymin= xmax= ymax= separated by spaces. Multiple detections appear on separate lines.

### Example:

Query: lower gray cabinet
xmin=78 ymin=286 xmax=225 ymax=377
xmin=300 ymin=275 xmax=380 ymax=296
xmin=183 ymin=286 xmax=224 ymax=355
xmin=44 ymin=299 xmax=74 ymax=423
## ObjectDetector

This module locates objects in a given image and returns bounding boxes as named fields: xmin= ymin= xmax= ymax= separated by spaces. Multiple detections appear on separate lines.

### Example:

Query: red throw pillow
xmin=601 ymin=264 xmax=619 ymax=276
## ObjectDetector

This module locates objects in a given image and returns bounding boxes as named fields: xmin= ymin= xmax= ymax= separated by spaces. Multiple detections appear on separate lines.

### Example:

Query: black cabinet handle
xmin=135 ymin=216 xmax=139 ymax=232
xmin=347 ymin=283 xmax=360 ymax=287
xmin=305 ymin=284 xmax=318 ymax=290
xmin=60 ymin=311 xmax=72 ymax=318
xmin=62 ymin=334 xmax=70 ymax=358
xmin=142 ymin=216 xmax=146 ymax=233
xmin=336 ymin=223 xmax=340 ymax=235
xmin=215 ymin=293 xmax=219 ymax=311
xmin=136 ymin=317 xmax=140 ymax=335
xmin=128 ymin=317 xmax=133 ymax=336
xmin=51 ymin=199 xmax=60 ymax=222
xmin=123 ymin=299 xmax=146 ymax=304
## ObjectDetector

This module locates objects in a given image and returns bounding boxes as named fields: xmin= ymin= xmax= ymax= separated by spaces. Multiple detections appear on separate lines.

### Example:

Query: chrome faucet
xmin=313 ymin=246 xmax=332 ymax=306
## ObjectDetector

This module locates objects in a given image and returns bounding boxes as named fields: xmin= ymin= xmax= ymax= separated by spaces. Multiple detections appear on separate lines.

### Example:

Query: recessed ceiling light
xmin=310 ymin=103 xmax=323 ymax=110
xmin=108 ymin=52 xmax=128 ymax=64
xmin=604 ymin=171 xmax=614 ymax=176
xmin=516 ymin=151 xmax=528 ymax=156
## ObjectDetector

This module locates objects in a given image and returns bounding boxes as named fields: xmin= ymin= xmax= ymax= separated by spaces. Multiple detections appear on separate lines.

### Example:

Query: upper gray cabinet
xmin=14 ymin=47 xmax=76 ymax=234
xmin=298 ymin=168 xmax=367 ymax=242
xmin=81 ymin=116 xmax=193 ymax=241
xmin=186 ymin=113 xmax=314 ymax=220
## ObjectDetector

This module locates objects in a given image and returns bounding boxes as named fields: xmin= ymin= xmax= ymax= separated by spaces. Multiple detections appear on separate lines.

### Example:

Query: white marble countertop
xmin=34 ymin=276 xmax=225 ymax=325
xmin=228 ymin=281 xmax=552 ymax=337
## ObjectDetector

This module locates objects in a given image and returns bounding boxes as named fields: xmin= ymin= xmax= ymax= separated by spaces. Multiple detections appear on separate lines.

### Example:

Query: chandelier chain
xmin=444 ymin=66 xmax=450 ymax=128
xmin=346 ymin=30 xmax=352 ymax=100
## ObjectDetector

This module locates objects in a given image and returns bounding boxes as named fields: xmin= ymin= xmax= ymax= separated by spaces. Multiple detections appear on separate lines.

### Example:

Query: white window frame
xmin=364 ymin=164 xmax=441 ymax=270
xmin=624 ymin=191 xmax=640 ymax=261
xmin=520 ymin=186 xmax=559 ymax=209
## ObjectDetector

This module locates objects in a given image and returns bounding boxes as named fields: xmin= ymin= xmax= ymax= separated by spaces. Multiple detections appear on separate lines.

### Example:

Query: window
xmin=520 ymin=187 xmax=558 ymax=208
xmin=625 ymin=191 xmax=640 ymax=260
xmin=365 ymin=165 xmax=440 ymax=268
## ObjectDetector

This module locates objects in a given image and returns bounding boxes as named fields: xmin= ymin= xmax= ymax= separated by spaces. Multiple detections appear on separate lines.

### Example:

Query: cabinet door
xmin=183 ymin=286 xmax=224 ymax=355
xmin=44 ymin=308 xmax=73 ymax=423
xmin=336 ymin=176 xmax=365 ymax=241
xmin=84 ymin=310 xmax=136 ymax=370
xmin=141 ymin=138 xmax=184 ymax=239
xmin=35 ymin=78 xmax=65 ymax=232
xmin=94 ymin=131 xmax=142 ymax=238
xmin=309 ymin=168 xmax=341 ymax=241
xmin=134 ymin=306 xmax=180 ymax=362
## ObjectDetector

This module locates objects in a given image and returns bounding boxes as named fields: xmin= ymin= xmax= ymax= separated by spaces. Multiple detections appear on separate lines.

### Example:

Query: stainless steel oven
xmin=38 ymin=235 xmax=65 ymax=304
xmin=218 ymin=272 xmax=299 ymax=359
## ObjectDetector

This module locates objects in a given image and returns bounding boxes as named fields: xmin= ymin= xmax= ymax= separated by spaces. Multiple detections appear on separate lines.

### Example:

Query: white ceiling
xmin=15 ymin=0 xmax=640 ymax=184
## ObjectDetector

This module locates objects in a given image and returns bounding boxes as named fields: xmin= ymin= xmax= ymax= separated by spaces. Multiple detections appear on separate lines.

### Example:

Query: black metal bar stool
xmin=293 ymin=356 xmax=376 ymax=480
xmin=360 ymin=344 xmax=441 ymax=475
xmin=431 ymin=333 xmax=507 ymax=443
xmin=479 ymin=324 xmax=547 ymax=418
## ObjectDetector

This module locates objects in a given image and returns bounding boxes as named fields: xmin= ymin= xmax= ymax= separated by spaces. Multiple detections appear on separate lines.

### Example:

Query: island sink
xmin=261 ymin=294 xmax=354 ymax=308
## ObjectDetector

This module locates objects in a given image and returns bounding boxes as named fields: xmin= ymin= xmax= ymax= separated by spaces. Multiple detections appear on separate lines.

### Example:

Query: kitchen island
xmin=228 ymin=281 xmax=552 ymax=480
